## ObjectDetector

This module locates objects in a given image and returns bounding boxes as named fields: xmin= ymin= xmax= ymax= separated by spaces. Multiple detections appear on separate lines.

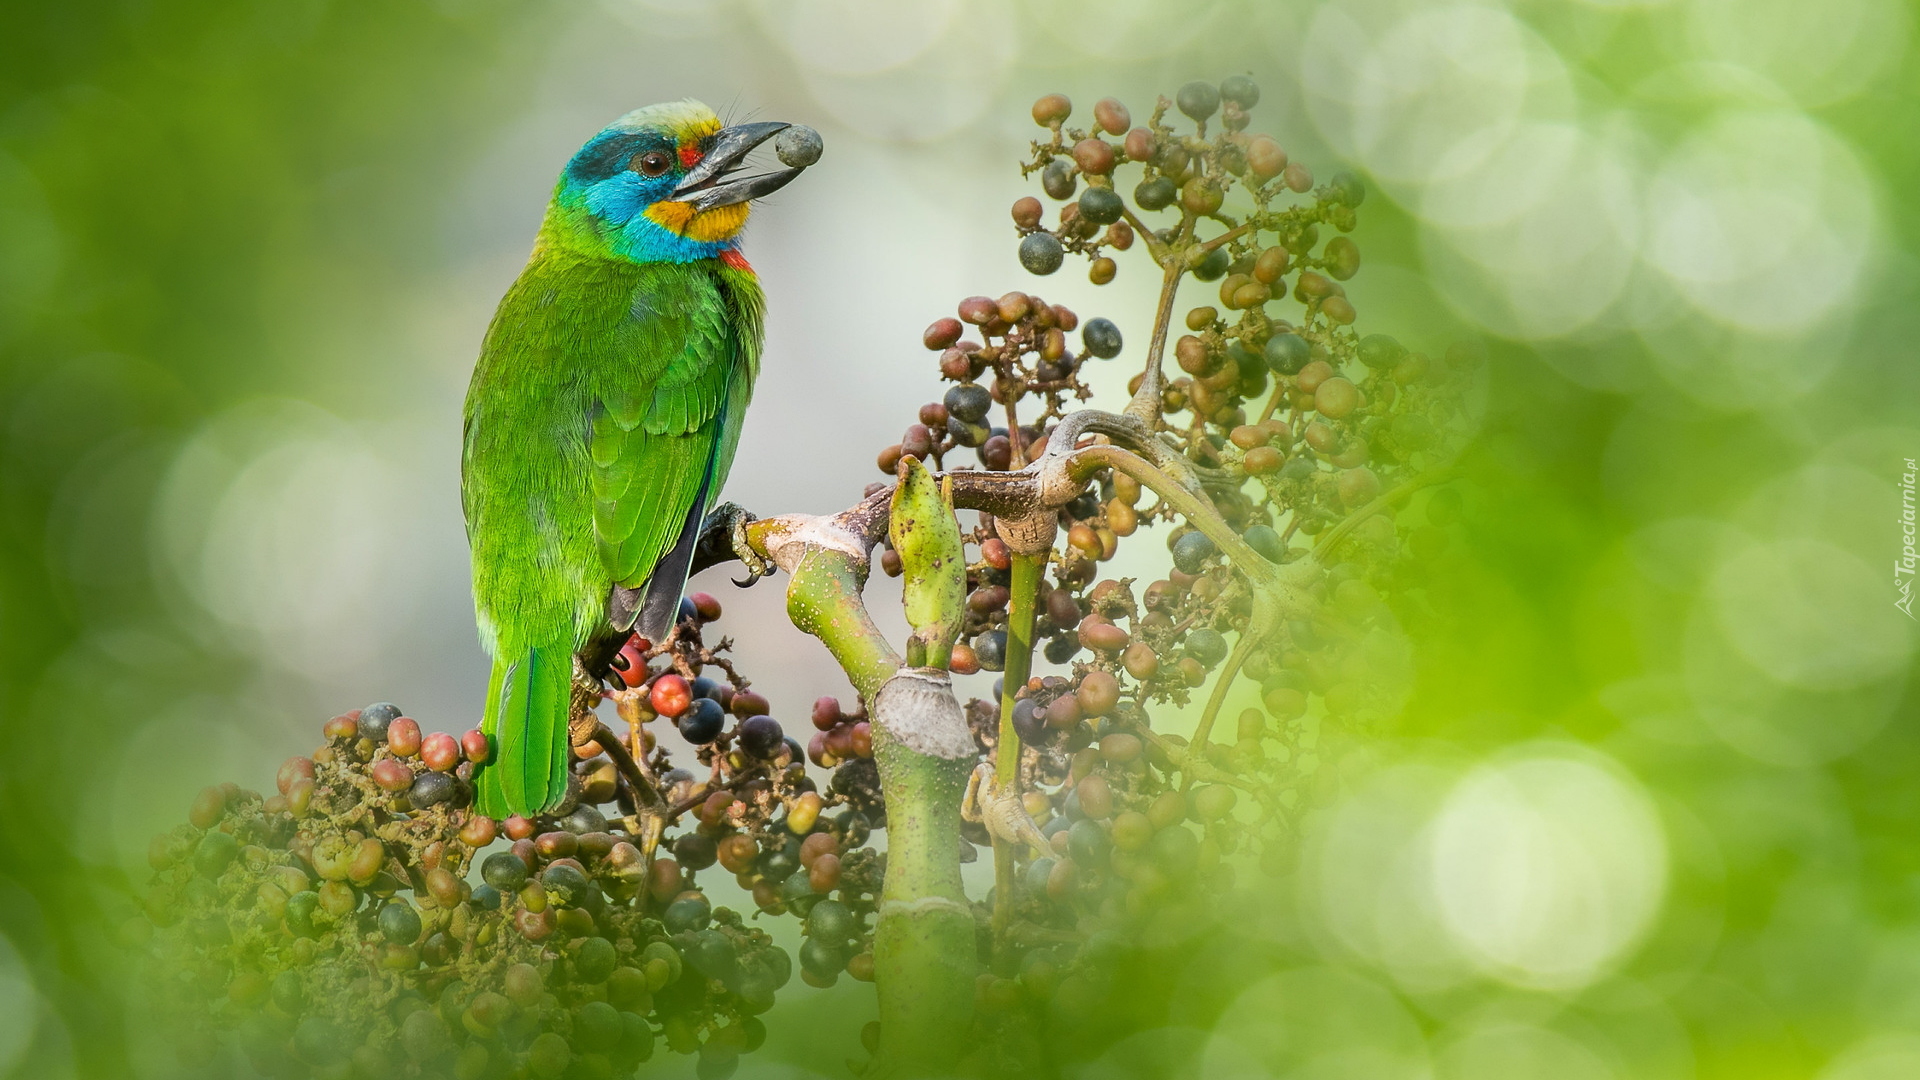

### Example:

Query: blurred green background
xmin=3 ymin=0 xmax=1918 ymax=1077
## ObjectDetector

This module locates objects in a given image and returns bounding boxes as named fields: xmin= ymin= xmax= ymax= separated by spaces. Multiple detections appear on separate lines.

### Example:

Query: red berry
xmin=459 ymin=815 xmax=497 ymax=848
xmin=924 ymin=317 xmax=963 ymax=350
xmin=461 ymin=729 xmax=491 ymax=764
xmin=387 ymin=717 xmax=422 ymax=758
xmin=371 ymin=758 xmax=413 ymax=793
xmin=850 ymin=721 xmax=873 ymax=758
xmin=276 ymin=756 xmax=314 ymax=796
xmin=322 ymin=713 xmax=358 ymax=740
xmin=651 ymin=674 xmax=692 ymax=718
xmin=504 ymin=815 xmax=537 ymax=841
xmin=689 ymin=592 xmax=722 ymax=621
xmin=613 ymin=638 xmax=649 ymax=688
xmin=811 ymin=696 xmax=843 ymax=731
xmin=421 ymin=733 xmax=460 ymax=773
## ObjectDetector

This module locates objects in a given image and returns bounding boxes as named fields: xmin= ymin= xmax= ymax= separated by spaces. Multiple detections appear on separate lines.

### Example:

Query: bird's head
xmin=546 ymin=100 xmax=803 ymax=263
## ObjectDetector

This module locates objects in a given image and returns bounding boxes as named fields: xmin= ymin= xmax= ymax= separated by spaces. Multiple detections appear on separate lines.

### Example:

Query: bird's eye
xmin=633 ymin=151 xmax=672 ymax=177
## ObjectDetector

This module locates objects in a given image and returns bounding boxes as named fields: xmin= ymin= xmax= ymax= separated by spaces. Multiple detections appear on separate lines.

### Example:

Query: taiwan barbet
xmin=462 ymin=100 xmax=819 ymax=817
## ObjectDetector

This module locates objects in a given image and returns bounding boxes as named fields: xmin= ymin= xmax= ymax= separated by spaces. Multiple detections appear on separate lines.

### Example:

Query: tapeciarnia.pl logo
xmin=1899 ymin=457 xmax=1917 ymax=619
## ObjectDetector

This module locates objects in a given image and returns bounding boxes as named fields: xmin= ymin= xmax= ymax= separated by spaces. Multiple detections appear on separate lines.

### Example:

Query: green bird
xmin=462 ymin=101 xmax=806 ymax=818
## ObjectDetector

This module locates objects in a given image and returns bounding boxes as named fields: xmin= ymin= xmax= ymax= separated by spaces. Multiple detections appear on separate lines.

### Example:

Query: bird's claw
xmin=707 ymin=502 xmax=773 ymax=586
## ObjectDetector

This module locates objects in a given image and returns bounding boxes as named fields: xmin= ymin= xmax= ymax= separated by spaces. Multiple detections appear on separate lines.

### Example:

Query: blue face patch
xmin=551 ymin=122 xmax=740 ymax=264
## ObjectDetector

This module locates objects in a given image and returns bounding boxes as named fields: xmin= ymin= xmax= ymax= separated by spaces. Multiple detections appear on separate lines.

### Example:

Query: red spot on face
xmin=679 ymin=143 xmax=704 ymax=170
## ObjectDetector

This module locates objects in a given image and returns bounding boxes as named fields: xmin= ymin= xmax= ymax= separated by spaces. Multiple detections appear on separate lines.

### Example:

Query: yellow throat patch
xmin=645 ymin=200 xmax=751 ymax=242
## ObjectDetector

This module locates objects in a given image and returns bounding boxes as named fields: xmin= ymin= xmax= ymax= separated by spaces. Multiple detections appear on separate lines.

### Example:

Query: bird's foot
xmin=705 ymin=502 xmax=774 ymax=586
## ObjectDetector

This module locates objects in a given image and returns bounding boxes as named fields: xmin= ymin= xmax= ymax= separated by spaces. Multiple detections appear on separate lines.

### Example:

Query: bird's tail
xmin=475 ymin=641 xmax=571 ymax=819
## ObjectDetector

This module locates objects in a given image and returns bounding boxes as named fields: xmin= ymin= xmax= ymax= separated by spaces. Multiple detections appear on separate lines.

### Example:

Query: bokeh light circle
xmin=1644 ymin=109 xmax=1875 ymax=335
xmin=1429 ymin=747 xmax=1668 ymax=990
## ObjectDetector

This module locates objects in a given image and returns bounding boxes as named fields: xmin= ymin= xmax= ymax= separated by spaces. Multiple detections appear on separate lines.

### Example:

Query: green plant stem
xmin=784 ymin=553 xmax=899 ymax=699
xmin=991 ymin=551 xmax=1043 ymax=952
xmin=870 ymin=724 xmax=973 ymax=1079
xmin=783 ymin=547 xmax=974 ymax=1078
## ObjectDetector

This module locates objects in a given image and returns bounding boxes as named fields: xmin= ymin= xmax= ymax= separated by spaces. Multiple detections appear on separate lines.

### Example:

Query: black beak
xmin=673 ymin=122 xmax=803 ymax=211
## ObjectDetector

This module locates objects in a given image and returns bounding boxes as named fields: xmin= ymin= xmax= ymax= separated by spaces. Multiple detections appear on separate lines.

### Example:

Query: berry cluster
xmin=851 ymin=79 xmax=1476 ymax=1054
xmin=136 ymin=597 xmax=886 ymax=1080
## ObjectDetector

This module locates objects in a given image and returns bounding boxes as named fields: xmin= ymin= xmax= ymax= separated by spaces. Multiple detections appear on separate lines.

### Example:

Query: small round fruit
xmin=1313 ymin=377 xmax=1358 ymax=419
xmin=1093 ymin=97 xmax=1130 ymax=135
xmin=1171 ymin=531 xmax=1217 ymax=574
xmin=677 ymin=698 xmax=726 ymax=745
xmin=1176 ymin=81 xmax=1220 ymax=121
xmin=1185 ymin=628 xmax=1229 ymax=668
xmin=1041 ymin=159 xmax=1076 ymax=200
xmin=1133 ymin=177 xmax=1175 ymax=211
xmin=1181 ymin=178 xmax=1222 ymax=215
xmin=774 ymin=125 xmax=823 ymax=168
xmin=1324 ymin=236 xmax=1360 ymax=280
xmin=1072 ymin=139 xmax=1115 ymax=176
xmin=650 ymin=674 xmax=691 ymax=718
xmin=1020 ymin=232 xmax=1065 ymax=275
xmin=1263 ymin=333 xmax=1309 ymax=375
xmin=975 ymin=630 xmax=1008 ymax=671
xmin=1219 ymin=75 xmax=1260 ymax=108
xmin=738 ymin=715 xmax=784 ymax=759
xmin=1076 ymin=670 xmax=1120 ymax=716
xmin=1357 ymin=333 xmax=1406 ymax=370
xmin=1082 ymin=318 xmax=1122 ymax=359
xmin=1031 ymin=93 xmax=1071 ymax=126
xmin=1079 ymin=187 xmax=1123 ymax=225
xmin=1243 ymin=524 xmax=1285 ymax=562
xmin=420 ymin=732 xmax=459 ymax=772
xmin=924 ymin=317 xmax=963 ymax=351
xmin=387 ymin=717 xmax=422 ymax=758
xmin=1246 ymin=135 xmax=1286 ymax=180
xmin=378 ymin=901 xmax=422 ymax=945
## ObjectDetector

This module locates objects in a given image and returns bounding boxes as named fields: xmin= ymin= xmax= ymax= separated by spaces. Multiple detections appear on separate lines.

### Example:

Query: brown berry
xmin=1123 ymin=127 xmax=1155 ymax=161
xmin=924 ymin=317 xmax=963 ymax=350
xmin=1089 ymin=257 xmax=1116 ymax=285
xmin=1181 ymin=178 xmax=1223 ymax=215
xmin=1123 ymin=642 xmax=1159 ymax=679
xmin=1254 ymin=246 xmax=1289 ymax=284
xmin=1295 ymin=360 xmax=1334 ymax=393
xmin=958 ymin=296 xmax=998 ymax=324
xmin=1283 ymin=161 xmax=1313 ymax=192
xmin=1072 ymin=139 xmax=1115 ymax=176
xmin=1314 ymin=377 xmax=1358 ymax=418
xmin=1338 ymin=467 xmax=1381 ymax=507
xmin=1093 ymin=98 xmax=1130 ymax=136
xmin=1246 ymin=135 xmax=1287 ymax=180
xmin=1032 ymin=94 xmax=1071 ymax=126
xmin=1244 ymin=446 xmax=1283 ymax=474
xmin=1011 ymin=196 xmax=1043 ymax=230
